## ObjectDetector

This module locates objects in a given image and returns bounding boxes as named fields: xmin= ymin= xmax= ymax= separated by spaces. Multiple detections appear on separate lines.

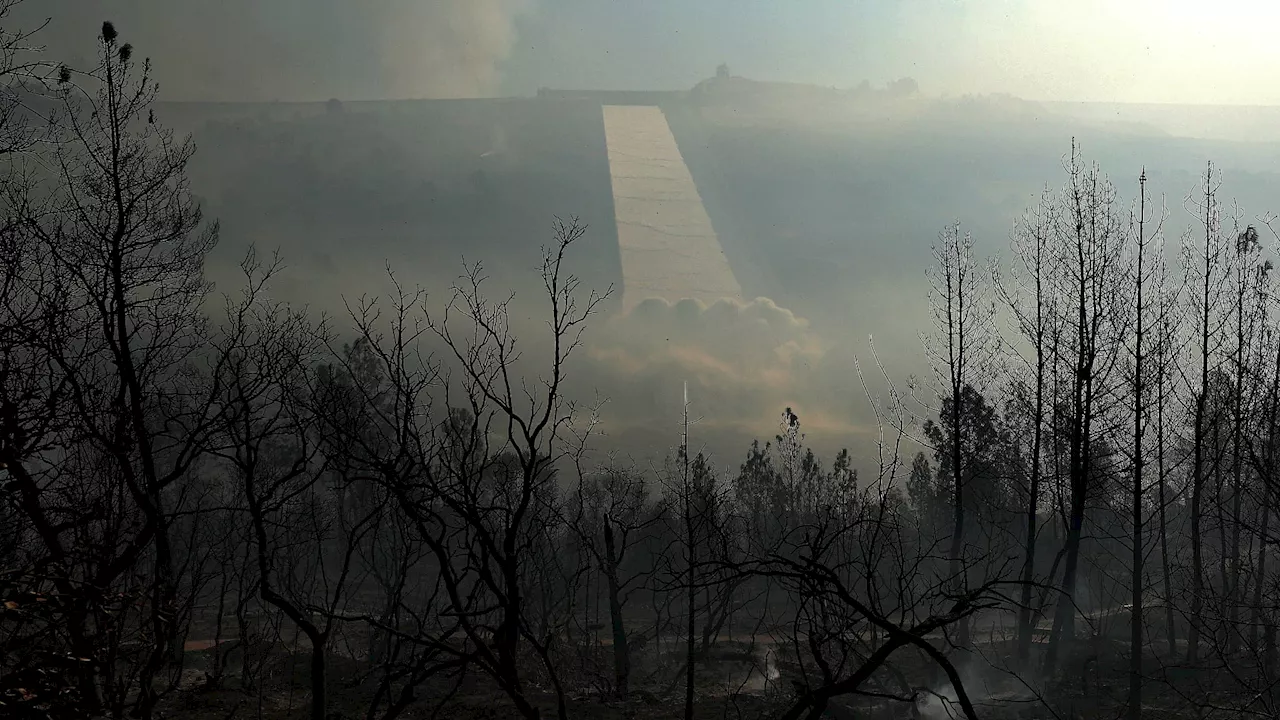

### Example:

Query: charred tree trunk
xmin=1250 ymin=323 xmax=1280 ymax=652
xmin=950 ymin=393 xmax=969 ymax=651
xmin=1215 ymin=421 xmax=1229 ymax=650
xmin=602 ymin=517 xmax=631 ymax=699
xmin=1226 ymin=224 xmax=1259 ymax=657
xmin=1016 ymin=369 xmax=1045 ymax=663
xmin=1187 ymin=163 xmax=1221 ymax=667
xmin=249 ymin=498 xmax=330 ymax=720
xmin=1128 ymin=169 xmax=1148 ymax=720
xmin=682 ymin=393 xmax=696 ymax=720
xmin=1158 ymin=364 xmax=1177 ymax=657
xmin=1045 ymin=457 xmax=1087 ymax=675
xmin=1043 ymin=141 xmax=1118 ymax=678
xmin=1253 ymin=486 xmax=1271 ymax=652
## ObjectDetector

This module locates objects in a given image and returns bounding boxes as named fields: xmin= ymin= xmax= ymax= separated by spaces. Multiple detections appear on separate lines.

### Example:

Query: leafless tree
xmin=1222 ymin=221 xmax=1265 ymax=658
xmin=319 ymin=219 xmax=610 ymax=720
xmin=209 ymin=252 xmax=391 ymax=720
xmin=922 ymin=220 xmax=997 ymax=654
xmin=1149 ymin=213 xmax=1185 ymax=661
xmin=714 ymin=354 xmax=1013 ymax=720
xmin=563 ymin=460 xmax=661 ymax=700
xmin=0 ymin=0 xmax=63 ymax=154
xmin=2 ymin=21 xmax=221 ymax=718
xmin=1181 ymin=162 xmax=1235 ymax=666
xmin=993 ymin=187 xmax=1058 ymax=663
xmin=1041 ymin=141 xmax=1128 ymax=677
xmin=650 ymin=395 xmax=744 ymax=720
xmin=1248 ymin=265 xmax=1280 ymax=664
xmin=1122 ymin=167 xmax=1167 ymax=719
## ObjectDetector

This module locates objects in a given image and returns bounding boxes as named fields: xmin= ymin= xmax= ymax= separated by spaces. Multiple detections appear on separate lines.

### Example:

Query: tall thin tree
xmin=994 ymin=188 xmax=1055 ymax=662
xmin=1182 ymin=162 xmax=1233 ymax=665
xmin=1042 ymin=141 xmax=1127 ymax=676
xmin=924 ymin=222 xmax=995 ymax=652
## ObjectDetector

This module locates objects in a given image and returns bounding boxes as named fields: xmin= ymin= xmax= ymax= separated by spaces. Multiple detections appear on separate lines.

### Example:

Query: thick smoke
xmin=376 ymin=0 xmax=530 ymax=100
xmin=573 ymin=296 xmax=878 ymax=462
xmin=12 ymin=0 xmax=530 ymax=101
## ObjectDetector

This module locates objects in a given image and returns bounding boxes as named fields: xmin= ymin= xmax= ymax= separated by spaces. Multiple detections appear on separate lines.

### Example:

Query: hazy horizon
xmin=9 ymin=4 xmax=1280 ymax=720
xmin=11 ymin=1 xmax=1280 ymax=105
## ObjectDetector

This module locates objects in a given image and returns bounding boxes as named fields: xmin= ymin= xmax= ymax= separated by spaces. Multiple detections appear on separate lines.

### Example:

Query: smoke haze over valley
xmin=5 ymin=3 xmax=1280 ymax=719
xmin=14 ymin=4 xmax=1280 ymax=467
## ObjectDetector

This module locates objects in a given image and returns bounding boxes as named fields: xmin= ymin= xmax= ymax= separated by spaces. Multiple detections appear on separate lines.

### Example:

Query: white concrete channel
xmin=601 ymin=105 xmax=743 ymax=311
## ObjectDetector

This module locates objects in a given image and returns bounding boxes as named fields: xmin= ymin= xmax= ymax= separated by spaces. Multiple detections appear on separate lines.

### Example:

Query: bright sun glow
xmin=898 ymin=0 xmax=1280 ymax=104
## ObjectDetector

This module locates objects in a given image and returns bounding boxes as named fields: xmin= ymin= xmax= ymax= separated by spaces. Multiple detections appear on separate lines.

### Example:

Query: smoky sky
xmin=12 ymin=0 xmax=530 ymax=101
xmin=12 ymin=1 xmax=1280 ymax=104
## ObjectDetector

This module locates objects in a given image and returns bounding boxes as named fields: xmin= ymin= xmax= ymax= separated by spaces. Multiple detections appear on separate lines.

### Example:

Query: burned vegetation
xmin=5 ymin=9 xmax=1280 ymax=720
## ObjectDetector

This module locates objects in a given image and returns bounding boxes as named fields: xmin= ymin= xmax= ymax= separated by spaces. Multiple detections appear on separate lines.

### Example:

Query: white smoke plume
xmin=377 ymin=0 xmax=531 ymax=99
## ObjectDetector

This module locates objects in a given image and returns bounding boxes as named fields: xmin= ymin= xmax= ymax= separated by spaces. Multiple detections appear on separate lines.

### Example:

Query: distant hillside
xmin=147 ymin=76 xmax=1280 ymax=351
xmin=158 ymin=97 xmax=623 ymax=312
xmin=1046 ymin=101 xmax=1280 ymax=143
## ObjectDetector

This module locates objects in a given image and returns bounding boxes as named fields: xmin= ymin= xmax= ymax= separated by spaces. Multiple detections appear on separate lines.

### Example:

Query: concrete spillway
xmin=602 ymin=105 xmax=742 ymax=311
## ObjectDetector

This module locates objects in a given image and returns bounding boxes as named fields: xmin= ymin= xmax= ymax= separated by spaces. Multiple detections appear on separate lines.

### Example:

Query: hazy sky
xmin=12 ymin=0 xmax=1280 ymax=104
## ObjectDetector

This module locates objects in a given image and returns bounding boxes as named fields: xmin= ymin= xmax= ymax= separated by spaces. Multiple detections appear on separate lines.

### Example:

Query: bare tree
xmin=1249 ymin=265 xmax=1280 ymax=660
xmin=1041 ymin=141 xmax=1128 ymax=677
xmin=1181 ymin=162 xmax=1234 ymax=666
xmin=209 ymin=253 xmax=391 ymax=720
xmin=1150 ymin=218 xmax=1184 ymax=660
xmin=649 ymin=393 xmax=740 ymax=720
xmin=993 ymin=186 xmax=1058 ymax=664
xmin=1 ymin=21 xmax=222 ymax=718
xmin=1124 ymin=167 xmax=1168 ymax=719
xmin=0 ymin=0 xmax=62 ymax=154
xmin=719 ymin=354 xmax=1012 ymax=720
xmin=323 ymin=219 xmax=609 ymax=720
xmin=680 ymin=386 xmax=696 ymax=720
xmin=1224 ymin=222 xmax=1264 ymax=658
xmin=563 ymin=460 xmax=661 ymax=700
xmin=922 ymin=220 xmax=997 ymax=653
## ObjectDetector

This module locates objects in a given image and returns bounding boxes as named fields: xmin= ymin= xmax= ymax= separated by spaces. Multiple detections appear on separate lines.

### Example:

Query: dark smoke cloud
xmin=11 ymin=0 xmax=530 ymax=101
